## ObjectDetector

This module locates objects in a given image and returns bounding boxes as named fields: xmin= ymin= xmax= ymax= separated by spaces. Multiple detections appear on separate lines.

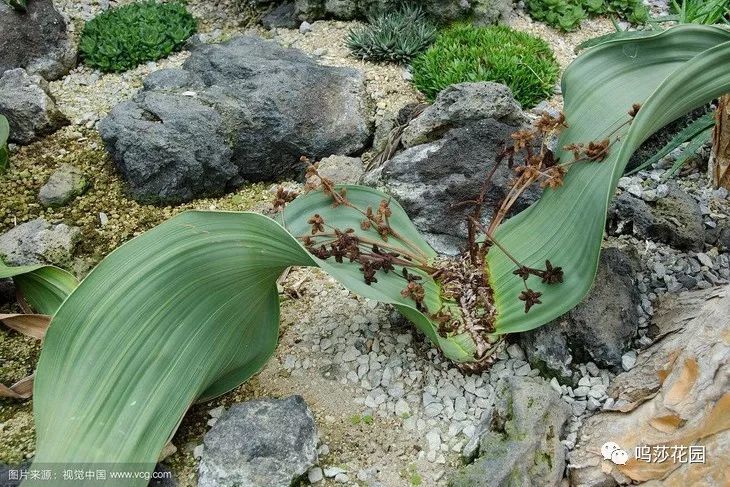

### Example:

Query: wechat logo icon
xmin=601 ymin=442 xmax=629 ymax=465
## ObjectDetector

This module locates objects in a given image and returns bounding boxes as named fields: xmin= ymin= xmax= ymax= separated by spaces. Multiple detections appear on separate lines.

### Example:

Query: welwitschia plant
xmin=2 ymin=24 xmax=728 ymax=485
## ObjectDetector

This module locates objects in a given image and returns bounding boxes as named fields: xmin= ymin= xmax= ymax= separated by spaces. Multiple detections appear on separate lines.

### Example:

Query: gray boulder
xmin=363 ymin=118 xmax=539 ymax=255
xmin=100 ymin=36 xmax=372 ymax=204
xmin=709 ymin=218 xmax=730 ymax=251
xmin=517 ymin=326 xmax=573 ymax=384
xmin=452 ymin=376 xmax=570 ymax=487
xmin=0 ymin=218 xmax=80 ymax=267
xmin=261 ymin=2 xmax=299 ymax=29
xmin=0 ymin=0 xmax=76 ymax=81
xmin=0 ymin=68 xmax=68 ymax=144
xmin=292 ymin=0 xmax=513 ymax=24
xmin=569 ymin=286 xmax=730 ymax=486
xmin=608 ymin=186 xmax=705 ymax=251
xmin=315 ymin=155 xmax=363 ymax=184
xmin=198 ymin=395 xmax=318 ymax=487
xmin=38 ymin=164 xmax=89 ymax=207
xmin=519 ymin=247 xmax=640 ymax=375
xmin=401 ymin=82 xmax=525 ymax=148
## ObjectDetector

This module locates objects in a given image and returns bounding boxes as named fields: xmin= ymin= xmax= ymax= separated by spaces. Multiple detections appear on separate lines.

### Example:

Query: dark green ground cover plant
xmin=2 ymin=24 xmax=730 ymax=487
xmin=411 ymin=24 xmax=560 ymax=108
xmin=526 ymin=0 xmax=649 ymax=32
xmin=347 ymin=4 xmax=437 ymax=63
xmin=79 ymin=1 xmax=196 ymax=72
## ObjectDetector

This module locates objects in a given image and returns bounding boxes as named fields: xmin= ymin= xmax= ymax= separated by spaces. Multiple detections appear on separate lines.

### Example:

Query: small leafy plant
xmin=627 ymin=111 xmax=715 ymax=178
xmin=347 ymin=5 xmax=437 ymax=63
xmin=526 ymin=0 xmax=649 ymax=32
xmin=411 ymin=24 xmax=559 ymax=107
xmin=0 ymin=115 xmax=9 ymax=174
xmin=525 ymin=0 xmax=588 ymax=31
xmin=666 ymin=0 xmax=730 ymax=25
xmin=79 ymin=1 xmax=196 ymax=72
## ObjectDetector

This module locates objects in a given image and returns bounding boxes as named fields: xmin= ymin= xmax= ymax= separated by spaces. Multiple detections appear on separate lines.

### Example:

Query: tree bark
xmin=710 ymin=94 xmax=730 ymax=189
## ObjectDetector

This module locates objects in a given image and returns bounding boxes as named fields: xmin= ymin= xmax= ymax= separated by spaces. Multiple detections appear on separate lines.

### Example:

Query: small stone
xmin=193 ymin=444 xmax=204 ymax=459
xmin=308 ymin=467 xmax=324 ymax=483
xmin=334 ymin=473 xmax=349 ymax=483
xmin=573 ymin=386 xmax=589 ymax=398
xmin=587 ymin=397 xmax=601 ymax=411
xmin=589 ymin=385 xmax=606 ymax=399
xmin=585 ymin=362 xmax=600 ymax=377
xmin=572 ymin=401 xmax=587 ymax=416
xmin=342 ymin=347 xmax=360 ymax=362
xmin=696 ymin=252 xmax=714 ymax=268
xmin=323 ymin=466 xmax=347 ymax=478
xmin=621 ymin=351 xmax=637 ymax=371
xmin=208 ymin=406 xmax=224 ymax=419
xmin=395 ymin=398 xmax=411 ymax=417
xmin=642 ymin=189 xmax=658 ymax=202
xmin=513 ymin=363 xmax=531 ymax=376
xmin=38 ymin=164 xmax=88 ymax=207
xmin=506 ymin=343 xmax=526 ymax=360
xmin=627 ymin=184 xmax=643 ymax=198
xmin=0 ymin=68 xmax=68 ymax=143
xmin=549 ymin=377 xmax=562 ymax=394
xmin=426 ymin=429 xmax=441 ymax=451
xmin=299 ymin=21 xmax=312 ymax=33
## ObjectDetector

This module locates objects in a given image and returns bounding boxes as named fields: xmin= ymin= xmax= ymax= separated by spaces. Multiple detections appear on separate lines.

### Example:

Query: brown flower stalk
xmin=272 ymin=105 xmax=641 ymax=369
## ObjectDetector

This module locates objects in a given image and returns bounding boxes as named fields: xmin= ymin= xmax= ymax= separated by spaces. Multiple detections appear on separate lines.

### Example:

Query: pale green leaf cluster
xmin=347 ymin=5 xmax=437 ymax=63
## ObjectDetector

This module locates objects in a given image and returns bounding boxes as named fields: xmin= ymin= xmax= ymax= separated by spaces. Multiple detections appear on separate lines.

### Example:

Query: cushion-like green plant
xmin=79 ymin=1 xmax=196 ymax=72
xmin=411 ymin=24 xmax=560 ymax=108
xmin=347 ymin=5 xmax=438 ymax=63
xmin=526 ymin=0 xmax=649 ymax=32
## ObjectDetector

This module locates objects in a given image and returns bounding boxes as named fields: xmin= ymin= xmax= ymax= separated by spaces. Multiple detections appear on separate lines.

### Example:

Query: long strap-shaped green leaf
xmin=0 ymin=260 xmax=78 ymax=315
xmin=281 ymin=185 xmax=479 ymax=362
xmin=627 ymin=112 xmax=715 ymax=175
xmin=30 ymin=196 xmax=478 ymax=485
xmin=487 ymin=25 xmax=730 ymax=334
xmin=30 ymin=212 xmax=315 ymax=475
